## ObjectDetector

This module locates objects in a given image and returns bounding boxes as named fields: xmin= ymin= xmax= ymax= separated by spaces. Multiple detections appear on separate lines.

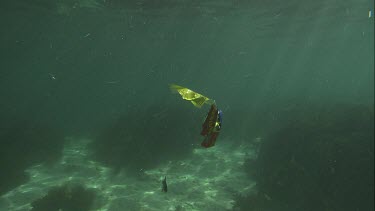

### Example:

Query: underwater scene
xmin=0 ymin=0 xmax=373 ymax=210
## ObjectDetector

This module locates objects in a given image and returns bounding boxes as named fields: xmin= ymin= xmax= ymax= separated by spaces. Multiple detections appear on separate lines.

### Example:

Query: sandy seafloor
xmin=0 ymin=137 xmax=257 ymax=211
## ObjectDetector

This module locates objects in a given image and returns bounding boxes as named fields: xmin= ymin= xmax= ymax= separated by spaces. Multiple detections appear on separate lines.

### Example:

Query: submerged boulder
xmin=237 ymin=104 xmax=374 ymax=211
xmin=31 ymin=183 xmax=95 ymax=211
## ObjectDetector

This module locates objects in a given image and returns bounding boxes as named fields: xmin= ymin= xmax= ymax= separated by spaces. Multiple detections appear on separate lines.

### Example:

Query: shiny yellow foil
xmin=170 ymin=84 xmax=213 ymax=108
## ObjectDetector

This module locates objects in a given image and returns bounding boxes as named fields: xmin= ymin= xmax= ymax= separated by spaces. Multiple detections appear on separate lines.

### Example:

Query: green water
xmin=0 ymin=0 xmax=373 ymax=210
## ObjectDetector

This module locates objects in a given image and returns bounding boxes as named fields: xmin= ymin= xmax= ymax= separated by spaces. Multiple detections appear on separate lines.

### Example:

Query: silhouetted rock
xmin=90 ymin=104 xmax=197 ymax=175
xmin=31 ymin=184 xmax=95 ymax=211
xmin=0 ymin=121 xmax=64 ymax=195
xmin=237 ymin=103 xmax=374 ymax=211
